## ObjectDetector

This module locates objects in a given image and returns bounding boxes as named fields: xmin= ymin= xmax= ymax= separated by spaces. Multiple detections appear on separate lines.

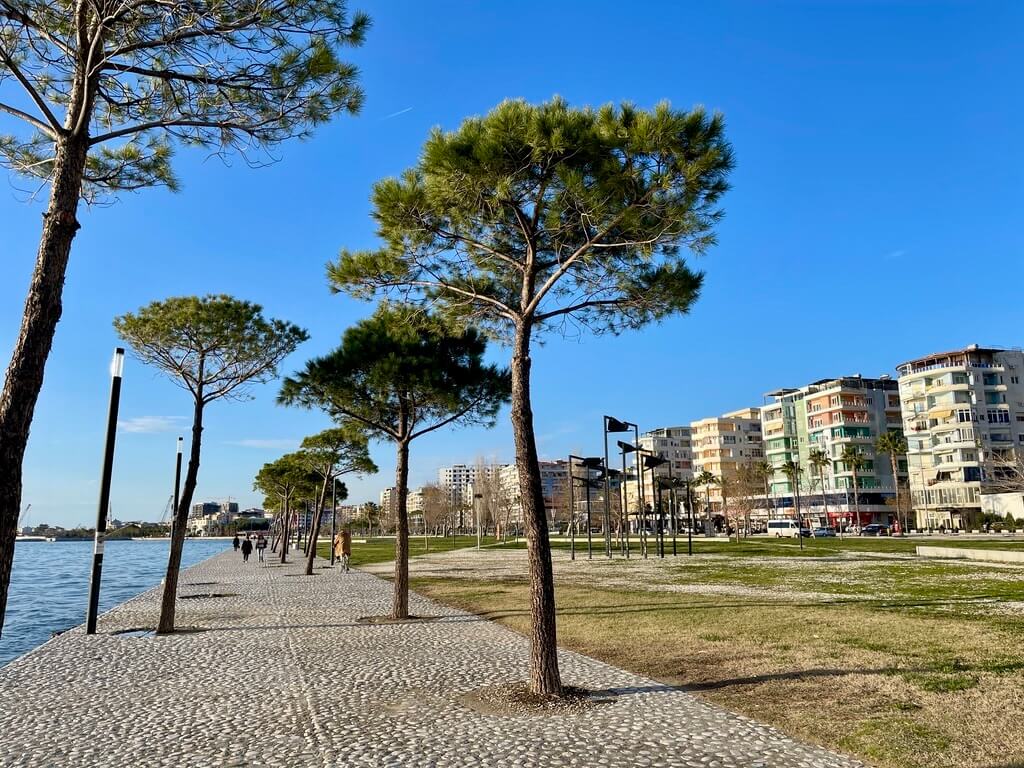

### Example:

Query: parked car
xmin=859 ymin=524 xmax=890 ymax=536
xmin=812 ymin=527 xmax=837 ymax=537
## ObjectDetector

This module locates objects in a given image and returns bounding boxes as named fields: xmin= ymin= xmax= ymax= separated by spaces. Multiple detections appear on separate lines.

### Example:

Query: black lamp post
xmin=330 ymin=478 xmax=337 ymax=566
xmin=86 ymin=348 xmax=125 ymax=635
xmin=644 ymin=455 xmax=668 ymax=557
xmin=603 ymin=417 xmax=635 ymax=558
xmin=684 ymin=479 xmax=695 ymax=555
xmin=173 ymin=434 xmax=183 ymax=528
xmin=568 ymin=455 xmax=604 ymax=561
xmin=617 ymin=441 xmax=637 ymax=558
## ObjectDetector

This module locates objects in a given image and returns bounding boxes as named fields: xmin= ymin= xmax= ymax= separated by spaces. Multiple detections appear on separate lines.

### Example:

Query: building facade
xmin=438 ymin=463 xmax=509 ymax=512
xmin=897 ymin=345 xmax=1024 ymax=529
xmin=763 ymin=375 xmax=905 ymax=526
xmin=497 ymin=460 xmax=570 ymax=527
xmin=690 ymin=408 xmax=763 ymax=513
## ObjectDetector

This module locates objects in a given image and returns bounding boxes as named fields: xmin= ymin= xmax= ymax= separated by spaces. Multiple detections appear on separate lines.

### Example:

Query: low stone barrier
xmin=916 ymin=545 xmax=1024 ymax=564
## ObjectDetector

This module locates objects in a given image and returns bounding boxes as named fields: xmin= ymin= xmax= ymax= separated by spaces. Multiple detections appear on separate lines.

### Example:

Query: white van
xmin=767 ymin=519 xmax=802 ymax=538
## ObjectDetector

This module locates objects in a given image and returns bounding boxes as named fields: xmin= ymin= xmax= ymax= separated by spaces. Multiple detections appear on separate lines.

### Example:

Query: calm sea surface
xmin=1 ymin=538 xmax=229 ymax=667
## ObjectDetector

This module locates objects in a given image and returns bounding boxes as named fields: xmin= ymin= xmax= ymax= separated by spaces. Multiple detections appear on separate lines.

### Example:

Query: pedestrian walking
xmin=241 ymin=537 xmax=253 ymax=563
xmin=255 ymin=534 xmax=267 ymax=563
xmin=336 ymin=527 xmax=352 ymax=572
xmin=232 ymin=534 xmax=241 ymax=552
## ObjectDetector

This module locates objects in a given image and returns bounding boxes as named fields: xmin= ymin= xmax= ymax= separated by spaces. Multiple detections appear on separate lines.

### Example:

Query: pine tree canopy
xmin=328 ymin=97 xmax=734 ymax=339
xmin=279 ymin=304 xmax=510 ymax=441
xmin=114 ymin=294 xmax=308 ymax=403
xmin=0 ymin=0 xmax=369 ymax=197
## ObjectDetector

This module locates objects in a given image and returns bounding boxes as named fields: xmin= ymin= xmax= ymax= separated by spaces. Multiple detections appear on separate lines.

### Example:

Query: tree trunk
xmin=819 ymin=469 xmax=829 ymax=529
xmin=304 ymin=475 xmax=331 ymax=576
xmin=157 ymin=397 xmax=204 ymax=634
xmin=890 ymin=454 xmax=902 ymax=533
xmin=0 ymin=130 xmax=92 ymax=636
xmin=392 ymin=438 xmax=411 ymax=620
xmin=280 ymin=497 xmax=291 ymax=563
xmin=510 ymin=321 xmax=562 ymax=696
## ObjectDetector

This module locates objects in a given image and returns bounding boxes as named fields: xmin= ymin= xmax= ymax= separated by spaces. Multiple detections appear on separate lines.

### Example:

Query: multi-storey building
xmin=897 ymin=345 xmax=1024 ymax=530
xmin=690 ymin=408 xmax=763 ymax=513
xmin=378 ymin=487 xmax=399 ymax=530
xmin=763 ymin=375 xmax=905 ymax=526
xmin=498 ymin=460 xmax=570 ymax=526
xmin=438 ymin=463 xmax=508 ymax=512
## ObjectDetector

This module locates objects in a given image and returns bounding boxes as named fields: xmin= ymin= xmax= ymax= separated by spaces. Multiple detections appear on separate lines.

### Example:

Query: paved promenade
xmin=0 ymin=550 xmax=863 ymax=768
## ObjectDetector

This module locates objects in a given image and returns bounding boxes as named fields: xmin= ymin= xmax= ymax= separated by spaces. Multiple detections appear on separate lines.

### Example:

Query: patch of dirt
xmin=458 ymin=682 xmax=609 ymax=718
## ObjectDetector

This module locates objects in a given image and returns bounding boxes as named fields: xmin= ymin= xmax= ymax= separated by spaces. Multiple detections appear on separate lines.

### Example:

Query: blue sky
xmin=1 ymin=1 xmax=1021 ymax=527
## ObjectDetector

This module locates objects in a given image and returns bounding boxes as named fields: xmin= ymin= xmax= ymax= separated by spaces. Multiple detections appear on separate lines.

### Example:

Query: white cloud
xmin=226 ymin=438 xmax=299 ymax=450
xmin=118 ymin=416 xmax=184 ymax=433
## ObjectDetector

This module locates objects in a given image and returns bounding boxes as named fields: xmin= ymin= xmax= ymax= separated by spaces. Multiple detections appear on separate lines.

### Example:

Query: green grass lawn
xmin=316 ymin=534 xmax=500 ymax=567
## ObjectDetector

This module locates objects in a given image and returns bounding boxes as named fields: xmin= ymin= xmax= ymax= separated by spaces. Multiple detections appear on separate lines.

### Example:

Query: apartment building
xmin=690 ymin=408 xmax=763 ymax=513
xmin=762 ymin=375 xmax=905 ymax=526
xmin=378 ymin=487 xmax=400 ymax=530
xmin=897 ymin=345 xmax=1024 ymax=529
xmin=438 ymin=463 xmax=508 ymax=511
xmin=498 ymin=460 xmax=570 ymax=525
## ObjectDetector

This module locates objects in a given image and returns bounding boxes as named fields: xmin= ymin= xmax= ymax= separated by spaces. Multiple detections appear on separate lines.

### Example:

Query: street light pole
xmin=686 ymin=479 xmax=694 ymax=556
xmin=620 ymin=447 xmax=630 ymax=559
xmin=603 ymin=416 xmax=634 ymax=559
xmin=568 ymin=457 xmax=576 ymax=561
xmin=173 ymin=435 xmax=183 ymax=536
xmin=474 ymin=491 xmax=483 ymax=550
xmin=330 ymin=478 xmax=337 ymax=566
xmin=86 ymin=348 xmax=125 ymax=635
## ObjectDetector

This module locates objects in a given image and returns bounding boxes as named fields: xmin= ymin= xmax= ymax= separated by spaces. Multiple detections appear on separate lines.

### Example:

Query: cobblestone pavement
xmin=0 ymin=550 xmax=865 ymax=768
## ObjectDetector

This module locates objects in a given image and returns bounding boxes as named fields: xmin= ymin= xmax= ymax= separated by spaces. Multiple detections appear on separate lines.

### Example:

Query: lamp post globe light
xmin=85 ymin=348 xmax=125 ymax=635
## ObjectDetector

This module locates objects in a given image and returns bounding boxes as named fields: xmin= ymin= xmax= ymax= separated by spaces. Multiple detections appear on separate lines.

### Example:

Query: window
xmin=957 ymin=408 xmax=972 ymax=423
xmin=1012 ymin=376 xmax=1020 ymax=385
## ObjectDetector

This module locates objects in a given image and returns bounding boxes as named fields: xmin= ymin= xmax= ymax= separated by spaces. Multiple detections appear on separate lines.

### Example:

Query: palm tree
xmin=694 ymin=470 xmax=717 ymax=536
xmin=754 ymin=459 xmax=776 ymax=522
xmin=716 ymin=475 xmax=738 ymax=542
xmin=808 ymin=448 xmax=831 ymax=534
xmin=841 ymin=445 xmax=868 ymax=532
xmin=876 ymin=432 xmax=909 ymax=535
xmin=780 ymin=459 xmax=804 ymax=550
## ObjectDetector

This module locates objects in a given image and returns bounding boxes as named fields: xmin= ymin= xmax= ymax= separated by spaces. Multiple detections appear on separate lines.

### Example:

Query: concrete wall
xmin=916 ymin=545 xmax=1024 ymax=563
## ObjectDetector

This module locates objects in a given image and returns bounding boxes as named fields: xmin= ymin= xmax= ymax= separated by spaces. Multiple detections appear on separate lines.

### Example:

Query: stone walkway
xmin=0 ymin=550 xmax=864 ymax=768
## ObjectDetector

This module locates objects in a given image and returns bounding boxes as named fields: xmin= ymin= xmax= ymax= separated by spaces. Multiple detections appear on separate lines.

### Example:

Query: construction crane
xmin=17 ymin=504 xmax=31 ymax=527
xmin=158 ymin=495 xmax=174 ymax=525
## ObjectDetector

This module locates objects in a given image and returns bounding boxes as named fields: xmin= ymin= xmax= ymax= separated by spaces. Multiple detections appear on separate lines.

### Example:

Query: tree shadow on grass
xmin=468 ymin=593 xmax=1023 ymax=622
